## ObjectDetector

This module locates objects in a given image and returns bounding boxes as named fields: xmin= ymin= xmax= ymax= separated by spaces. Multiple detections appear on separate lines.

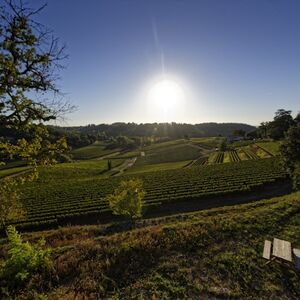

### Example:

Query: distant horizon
xmin=53 ymin=119 xmax=259 ymax=128
xmin=56 ymin=111 xmax=300 ymax=128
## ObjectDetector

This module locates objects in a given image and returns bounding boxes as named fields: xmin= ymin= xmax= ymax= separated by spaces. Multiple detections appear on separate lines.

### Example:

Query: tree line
xmin=256 ymin=109 xmax=300 ymax=140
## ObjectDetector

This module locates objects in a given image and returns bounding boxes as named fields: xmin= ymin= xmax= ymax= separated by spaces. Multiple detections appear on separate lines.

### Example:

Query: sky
xmin=29 ymin=0 xmax=300 ymax=126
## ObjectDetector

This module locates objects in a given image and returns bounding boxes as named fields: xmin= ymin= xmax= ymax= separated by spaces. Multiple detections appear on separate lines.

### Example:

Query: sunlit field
xmin=1 ymin=0 xmax=300 ymax=299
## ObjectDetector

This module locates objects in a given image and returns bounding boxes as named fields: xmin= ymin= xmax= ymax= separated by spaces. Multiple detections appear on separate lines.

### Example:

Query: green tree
xmin=268 ymin=109 xmax=295 ymax=140
xmin=219 ymin=140 xmax=227 ymax=152
xmin=0 ymin=0 xmax=73 ymax=228
xmin=0 ymin=0 xmax=73 ymax=165
xmin=107 ymin=179 xmax=145 ymax=221
xmin=280 ymin=124 xmax=300 ymax=190
xmin=258 ymin=122 xmax=269 ymax=138
xmin=0 ymin=177 xmax=25 ymax=229
xmin=107 ymin=159 xmax=112 ymax=170
xmin=294 ymin=112 xmax=300 ymax=124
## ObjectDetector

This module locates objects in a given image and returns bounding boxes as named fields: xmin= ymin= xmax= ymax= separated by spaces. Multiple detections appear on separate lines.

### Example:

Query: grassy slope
xmin=223 ymin=151 xmax=231 ymax=163
xmin=142 ymin=139 xmax=186 ymax=151
xmin=6 ymin=192 xmax=300 ymax=299
xmin=35 ymin=159 xmax=124 ymax=182
xmin=71 ymin=142 xmax=120 ymax=160
xmin=257 ymin=141 xmax=281 ymax=156
xmin=133 ymin=141 xmax=201 ymax=168
xmin=125 ymin=160 xmax=191 ymax=174
xmin=0 ymin=161 xmax=27 ymax=170
xmin=237 ymin=148 xmax=250 ymax=160
xmin=0 ymin=166 xmax=31 ymax=178
xmin=190 ymin=137 xmax=225 ymax=149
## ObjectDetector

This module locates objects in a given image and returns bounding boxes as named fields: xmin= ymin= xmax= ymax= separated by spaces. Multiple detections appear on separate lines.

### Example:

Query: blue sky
xmin=31 ymin=0 xmax=300 ymax=125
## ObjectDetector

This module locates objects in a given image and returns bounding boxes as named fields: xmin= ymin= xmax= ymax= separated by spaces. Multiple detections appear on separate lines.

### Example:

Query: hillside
xmin=2 ymin=192 xmax=300 ymax=299
xmin=9 ymin=156 xmax=288 ymax=231
xmin=51 ymin=122 xmax=256 ymax=139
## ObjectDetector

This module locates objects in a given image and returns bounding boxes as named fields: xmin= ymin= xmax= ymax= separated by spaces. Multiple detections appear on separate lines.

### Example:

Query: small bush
xmin=107 ymin=178 xmax=145 ymax=221
xmin=0 ymin=226 xmax=52 ymax=290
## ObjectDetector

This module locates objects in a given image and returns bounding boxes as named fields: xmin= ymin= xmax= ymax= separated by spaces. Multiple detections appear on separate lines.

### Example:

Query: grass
xmin=256 ymin=141 xmax=281 ymax=156
xmin=223 ymin=151 xmax=231 ymax=163
xmin=135 ymin=143 xmax=201 ymax=166
xmin=126 ymin=160 xmax=191 ymax=174
xmin=71 ymin=142 xmax=120 ymax=159
xmin=35 ymin=159 xmax=124 ymax=182
xmin=236 ymin=148 xmax=250 ymax=160
xmin=190 ymin=137 xmax=225 ymax=149
xmin=0 ymin=166 xmax=31 ymax=178
xmin=249 ymin=144 xmax=272 ymax=159
xmin=113 ymin=150 xmax=141 ymax=158
xmin=208 ymin=152 xmax=217 ymax=164
xmin=12 ymin=157 xmax=286 ymax=231
xmin=142 ymin=139 xmax=186 ymax=151
xmin=3 ymin=191 xmax=300 ymax=299
xmin=229 ymin=140 xmax=256 ymax=148
xmin=0 ymin=160 xmax=27 ymax=170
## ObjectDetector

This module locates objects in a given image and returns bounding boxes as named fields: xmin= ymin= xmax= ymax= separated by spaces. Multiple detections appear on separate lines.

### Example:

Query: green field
xmin=0 ymin=166 xmax=31 ymax=178
xmin=256 ymin=141 xmax=281 ymax=156
xmin=126 ymin=160 xmax=191 ymax=174
xmin=135 ymin=143 xmax=201 ymax=166
xmin=223 ymin=151 xmax=231 ymax=163
xmin=8 ymin=191 xmax=300 ymax=299
xmin=236 ymin=148 xmax=250 ymax=160
xmin=71 ymin=142 xmax=120 ymax=159
xmin=0 ymin=160 xmax=27 ymax=170
xmin=142 ymin=139 xmax=186 ymax=151
xmin=10 ymin=158 xmax=287 ymax=230
xmin=35 ymin=159 xmax=124 ymax=182
xmin=190 ymin=136 xmax=225 ymax=148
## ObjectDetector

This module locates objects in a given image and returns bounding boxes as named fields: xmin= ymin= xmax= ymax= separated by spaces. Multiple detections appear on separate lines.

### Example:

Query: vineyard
xmin=229 ymin=150 xmax=241 ymax=162
xmin=134 ymin=143 xmax=201 ymax=166
xmin=10 ymin=157 xmax=287 ymax=230
xmin=71 ymin=141 xmax=121 ymax=159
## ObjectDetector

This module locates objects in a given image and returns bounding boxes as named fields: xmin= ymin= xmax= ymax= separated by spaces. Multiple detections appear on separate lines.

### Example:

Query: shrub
xmin=0 ymin=226 xmax=52 ymax=290
xmin=107 ymin=178 xmax=145 ymax=221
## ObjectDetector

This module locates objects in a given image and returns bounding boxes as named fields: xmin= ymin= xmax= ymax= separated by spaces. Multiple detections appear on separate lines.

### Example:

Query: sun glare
xmin=147 ymin=79 xmax=185 ymax=117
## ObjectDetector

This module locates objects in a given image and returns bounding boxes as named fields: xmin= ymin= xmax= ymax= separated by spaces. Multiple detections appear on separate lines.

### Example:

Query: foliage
xmin=219 ymin=140 xmax=227 ymax=152
xmin=107 ymin=179 xmax=145 ymax=220
xmin=8 ymin=158 xmax=287 ymax=231
xmin=0 ymin=178 xmax=23 ymax=228
xmin=71 ymin=142 xmax=119 ymax=160
xmin=136 ymin=142 xmax=201 ymax=165
xmin=295 ymin=112 xmax=300 ymax=124
xmin=5 ymin=191 xmax=300 ymax=299
xmin=0 ymin=0 xmax=72 ymax=229
xmin=0 ymin=169 xmax=39 ymax=228
xmin=264 ymin=109 xmax=295 ymax=140
xmin=0 ymin=165 xmax=30 ymax=178
xmin=47 ymin=122 xmax=256 ymax=141
xmin=128 ymin=160 xmax=190 ymax=174
xmin=255 ymin=141 xmax=280 ymax=156
xmin=0 ymin=226 xmax=52 ymax=291
xmin=257 ymin=122 xmax=270 ymax=139
xmin=0 ymin=0 xmax=72 ymax=164
xmin=280 ymin=124 xmax=300 ymax=189
xmin=110 ymin=135 xmax=137 ymax=150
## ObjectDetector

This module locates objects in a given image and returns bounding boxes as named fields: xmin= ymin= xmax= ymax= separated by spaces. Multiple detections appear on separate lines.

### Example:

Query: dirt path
xmin=0 ymin=168 xmax=32 ymax=179
xmin=110 ymin=157 xmax=137 ymax=176
xmin=94 ymin=151 xmax=120 ymax=160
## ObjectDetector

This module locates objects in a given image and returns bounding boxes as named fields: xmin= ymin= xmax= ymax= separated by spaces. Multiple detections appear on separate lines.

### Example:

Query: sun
xmin=148 ymin=79 xmax=185 ymax=112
